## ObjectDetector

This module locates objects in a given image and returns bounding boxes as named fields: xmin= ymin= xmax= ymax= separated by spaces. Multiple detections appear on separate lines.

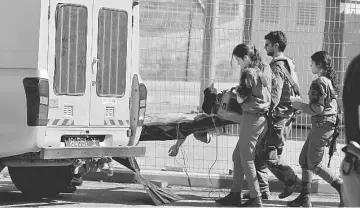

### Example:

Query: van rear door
xmin=89 ymin=0 xmax=132 ymax=127
xmin=47 ymin=0 xmax=93 ymax=127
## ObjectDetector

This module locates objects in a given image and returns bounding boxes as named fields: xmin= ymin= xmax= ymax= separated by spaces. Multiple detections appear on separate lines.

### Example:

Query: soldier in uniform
xmin=244 ymin=31 xmax=302 ymax=200
xmin=289 ymin=51 xmax=343 ymax=207
xmin=215 ymin=44 xmax=271 ymax=207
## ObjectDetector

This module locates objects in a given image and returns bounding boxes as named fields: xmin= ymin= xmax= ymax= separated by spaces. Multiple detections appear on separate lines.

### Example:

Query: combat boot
xmin=287 ymin=194 xmax=312 ymax=207
xmin=287 ymin=181 xmax=312 ymax=207
xmin=279 ymin=177 xmax=302 ymax=199
xmin=215 ymin=192 xmax=241 ymax=206
xmin=240 ymin=196 xmax=263 ymax=207
xmin=243 ymin=190 xmax=270 ymax=200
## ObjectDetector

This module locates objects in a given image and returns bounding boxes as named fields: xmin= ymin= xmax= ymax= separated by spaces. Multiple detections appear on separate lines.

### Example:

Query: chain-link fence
xmin=135 ymin=0 xmax=360 ymax=178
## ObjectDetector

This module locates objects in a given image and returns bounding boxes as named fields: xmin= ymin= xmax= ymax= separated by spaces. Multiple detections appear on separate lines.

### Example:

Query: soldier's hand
xmin=291 ymin=100 xmax=303 ymax=109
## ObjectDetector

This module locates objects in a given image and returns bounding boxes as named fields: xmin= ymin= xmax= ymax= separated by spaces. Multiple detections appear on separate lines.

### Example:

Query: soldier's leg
xmin=243 ymin=141 xmax=270 ymax=199
xmin=307 ymin=121 xmax=337 ymax=182
xmin=215 ymin=139 xmax=243 ymax=206
xmin=238 ymin=114 xmax=266 ymax=198
xmin=307 ymin=120 xmax=343 ymax=206
xmin=238 ymin=113 xmax=267 ymax=207
xmin=288 ymin=133 xmax=313 ymax=207
xmin=261 ymin=118 xmax=300 ymax=187
xmin=255 ymin=149 xmax=270 ymax=195
xmin=231 ymin=139 xmax=245 ymax=193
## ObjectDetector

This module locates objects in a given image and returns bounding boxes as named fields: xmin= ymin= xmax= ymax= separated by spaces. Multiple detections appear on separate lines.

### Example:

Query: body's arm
xmin=168 ymin=138 xmax=186 ymax=157
xmin=299 ymin=80 xmax=327 ymax=115
xmin=236 ymin=68 xmax=257 ymax=103
xmin=270 ymin=66 xmax=284 ymax=111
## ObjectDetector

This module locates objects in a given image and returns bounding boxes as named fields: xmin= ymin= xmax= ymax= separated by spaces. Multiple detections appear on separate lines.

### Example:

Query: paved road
xmin=0 ymin=178 xmax=340 ymax=207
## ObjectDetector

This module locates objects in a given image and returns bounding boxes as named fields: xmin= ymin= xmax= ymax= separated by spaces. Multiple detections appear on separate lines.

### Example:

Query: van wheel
xmin=8 ymin=165 xmax=73 ymax=198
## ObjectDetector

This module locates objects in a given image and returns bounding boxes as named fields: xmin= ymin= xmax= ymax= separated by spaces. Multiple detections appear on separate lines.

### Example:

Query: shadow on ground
xmin=0 ymin=180 xmax=340 ymax=207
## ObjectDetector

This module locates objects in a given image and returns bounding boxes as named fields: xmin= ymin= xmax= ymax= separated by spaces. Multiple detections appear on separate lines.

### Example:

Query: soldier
xmin=244 ymin=31 xmax=302 ymax=200
xmin=289 ymin=51 xmax=343 ymax=207
xmin=215 ymin=44 xmax=271 ymax=207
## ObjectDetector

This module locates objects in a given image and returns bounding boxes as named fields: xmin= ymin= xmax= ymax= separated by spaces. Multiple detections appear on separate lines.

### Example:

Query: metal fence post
xmin=199 ymin=0 xmax=219 ymax=110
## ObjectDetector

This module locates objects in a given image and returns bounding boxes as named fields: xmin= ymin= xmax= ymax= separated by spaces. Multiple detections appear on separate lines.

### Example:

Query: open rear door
xmin=89 ymin=0 xmax=132 ymax=127
xmin=128 ymin=74 xmax=140 ymax=146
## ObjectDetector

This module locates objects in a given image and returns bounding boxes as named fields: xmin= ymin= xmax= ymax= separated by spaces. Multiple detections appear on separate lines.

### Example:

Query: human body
xmin=246 ymin=31 xmax=302 ymax=200
xmin=289 ymin=51 xmax=343 ymax=207
xmin=340 ymin=54 xmax=360 ymax=207
xmin=215 ymin=44 xmax=271 ymax=207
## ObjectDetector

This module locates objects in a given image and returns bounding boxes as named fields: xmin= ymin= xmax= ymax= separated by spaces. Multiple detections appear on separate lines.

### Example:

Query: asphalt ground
xmin=0 ymin=178 xmax=341 ymax=207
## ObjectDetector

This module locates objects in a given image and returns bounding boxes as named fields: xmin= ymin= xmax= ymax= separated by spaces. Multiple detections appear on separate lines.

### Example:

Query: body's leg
xmin=238 ymin=113 xmax=267 ymax=207
xmin=231 ymin=139 xmax=245 ymax=193
xmin=254 ymin=149 xmax=270 ymax=196
xmin=288 ymin=134 xmax=313 ymax=207
xmin=260 ymin=117 xmax=301 ymax=193
xmin=306 ymin=121 xmax=343 ymax=206
xmin=215 ymin=128 xmax=244 ymax=206
xmin=244 ymin=140 xmax=270 ymax=200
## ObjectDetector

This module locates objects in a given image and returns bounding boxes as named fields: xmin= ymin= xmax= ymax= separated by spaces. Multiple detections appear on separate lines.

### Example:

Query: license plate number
xmin=65 ymin=137 xmax=100 ymax=147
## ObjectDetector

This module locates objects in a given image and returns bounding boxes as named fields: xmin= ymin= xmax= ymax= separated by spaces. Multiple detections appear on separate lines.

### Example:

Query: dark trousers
xmin=254 ymin=116 xmax=299 ymax=193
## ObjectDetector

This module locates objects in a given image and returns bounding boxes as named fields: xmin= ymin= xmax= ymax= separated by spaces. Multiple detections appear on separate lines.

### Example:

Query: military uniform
xmin=254 ymin=55 xmax=301 ymax=196
xmin=288 ymin=76 xmax=343 ymax=207
xmin=230 ymin=64 xmax=271 ymax=199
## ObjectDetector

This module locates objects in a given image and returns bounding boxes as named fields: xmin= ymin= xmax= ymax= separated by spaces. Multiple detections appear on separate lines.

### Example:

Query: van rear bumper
xmin=40 ymin=146 xmax=146 ymax=159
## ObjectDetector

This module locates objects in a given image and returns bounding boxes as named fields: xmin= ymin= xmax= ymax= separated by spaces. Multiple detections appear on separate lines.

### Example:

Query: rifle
xmin=327 ymin=112 xmax=341 ymax=168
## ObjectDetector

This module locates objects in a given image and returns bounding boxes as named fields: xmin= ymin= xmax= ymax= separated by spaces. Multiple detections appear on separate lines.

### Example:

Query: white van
xmin=0 ymin=0 xmax=146 ymax=198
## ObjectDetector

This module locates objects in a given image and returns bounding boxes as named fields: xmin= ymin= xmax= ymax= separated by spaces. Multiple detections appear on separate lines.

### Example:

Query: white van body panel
xmin=0 ymin=0 xmax=49 ymax=157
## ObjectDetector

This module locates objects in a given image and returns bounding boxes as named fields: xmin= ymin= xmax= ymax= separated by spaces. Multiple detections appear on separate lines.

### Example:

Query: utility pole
xmin=199 ymin=0 xmax=218 ymax=110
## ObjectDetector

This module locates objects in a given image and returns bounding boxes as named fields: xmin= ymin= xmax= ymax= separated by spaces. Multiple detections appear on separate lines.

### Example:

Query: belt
xmin=313 ymin=114 xmax=337 ymax=118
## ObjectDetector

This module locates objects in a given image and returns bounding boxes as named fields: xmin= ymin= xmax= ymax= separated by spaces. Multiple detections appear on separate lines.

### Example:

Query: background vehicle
xmin=0 ymin=0 xmax=146 ymax=198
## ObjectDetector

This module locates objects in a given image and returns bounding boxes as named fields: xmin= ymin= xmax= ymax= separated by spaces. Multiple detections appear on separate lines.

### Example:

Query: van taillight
xmin=138 ymin=83 xmax=147 ymax=126
xmin=23 ymin=78 xmax=49 ymax=126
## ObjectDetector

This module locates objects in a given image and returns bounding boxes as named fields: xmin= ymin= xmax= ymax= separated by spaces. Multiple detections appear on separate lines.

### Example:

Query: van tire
xmin=8 ymin=165 xmax=73 ymax=198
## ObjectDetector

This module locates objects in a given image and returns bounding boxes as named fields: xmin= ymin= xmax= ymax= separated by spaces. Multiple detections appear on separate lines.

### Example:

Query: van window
xmin=97 ymin=8 xmax=128 ymax=97
xmin=54 ymin=4 xmax=87 ymax=96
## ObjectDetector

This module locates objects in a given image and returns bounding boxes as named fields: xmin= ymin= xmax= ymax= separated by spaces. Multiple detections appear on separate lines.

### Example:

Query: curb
xmin=83 ymin=168 xmax=338 ymax=194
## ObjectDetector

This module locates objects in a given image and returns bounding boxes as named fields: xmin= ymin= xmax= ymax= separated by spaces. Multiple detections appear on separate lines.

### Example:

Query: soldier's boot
xmin=331 ymin=179 xmax=344 ymax=207
xmin=215 ymin=192 xmax=241 ymax=206
xmin=279 ymin=176 xmax=302 ymax=199
xmin=287 ymin=181 xmax=312 ymax=207
xmin=243 ymin=191 xmax=270 ymax=200
xmin=240 ymin=196 xmax=263 ymax=207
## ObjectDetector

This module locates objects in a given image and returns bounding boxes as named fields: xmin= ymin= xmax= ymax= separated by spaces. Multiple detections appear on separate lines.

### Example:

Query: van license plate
xmin=65 ymin=137 xmax=100 ymax=147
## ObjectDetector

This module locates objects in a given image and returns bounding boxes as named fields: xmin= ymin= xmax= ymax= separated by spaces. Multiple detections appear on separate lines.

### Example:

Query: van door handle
xmin=92 ymin=57 xmax=99 ymax=74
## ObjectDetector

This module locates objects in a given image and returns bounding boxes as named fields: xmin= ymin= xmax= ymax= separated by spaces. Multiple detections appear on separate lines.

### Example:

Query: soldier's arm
xmin=270 ymin=66 xmax=284 ymax=110
xmin=237 ymin=68 xmax=257 ymax=98
xmin=299 ymin=79 xmax=327 ymax=115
